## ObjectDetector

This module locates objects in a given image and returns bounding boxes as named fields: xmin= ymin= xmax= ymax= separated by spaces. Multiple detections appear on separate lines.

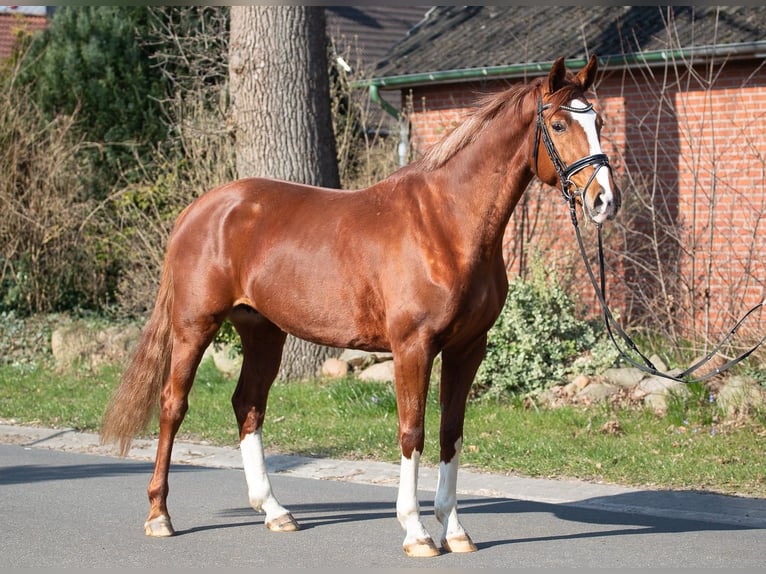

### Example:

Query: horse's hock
xmin=51 ymin=321 xmax=141 ymax=372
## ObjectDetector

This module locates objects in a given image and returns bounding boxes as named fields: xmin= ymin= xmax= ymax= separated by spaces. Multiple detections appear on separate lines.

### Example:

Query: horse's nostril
xmin=594 ymin=195 xmax=603 ymax=209
xmin=592 ymin=192 xmax=606 ymax=213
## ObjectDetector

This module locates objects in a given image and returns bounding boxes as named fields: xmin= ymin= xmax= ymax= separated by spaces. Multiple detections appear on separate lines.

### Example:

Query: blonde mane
xmin=417 ymin=77 xmax=586 ymax=172
xmin=418 ymin=82 xmax=540 ymax=171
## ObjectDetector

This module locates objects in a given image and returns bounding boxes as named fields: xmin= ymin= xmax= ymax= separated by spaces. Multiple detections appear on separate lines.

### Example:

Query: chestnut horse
xmin=101 ymin=55 xmax=619 ymax=557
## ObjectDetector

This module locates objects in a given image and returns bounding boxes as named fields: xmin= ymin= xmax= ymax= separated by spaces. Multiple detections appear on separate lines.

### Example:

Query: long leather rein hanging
xmin=535 ymin=96 xmax=766 ymax=383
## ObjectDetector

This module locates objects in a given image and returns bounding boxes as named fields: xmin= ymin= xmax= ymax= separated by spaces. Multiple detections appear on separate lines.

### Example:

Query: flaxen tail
xmin=101 ymin=263 xmax=174 ymax=456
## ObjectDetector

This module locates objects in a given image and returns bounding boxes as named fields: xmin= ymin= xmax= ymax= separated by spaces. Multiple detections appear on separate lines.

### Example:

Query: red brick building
xmin=0 ymin=7 xmax=50 ymax=61
xmin=364 ymin=6 xmax=766 ymax=346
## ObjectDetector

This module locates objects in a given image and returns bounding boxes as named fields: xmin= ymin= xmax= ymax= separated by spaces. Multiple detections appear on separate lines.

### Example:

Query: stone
xmin=210 ymin=342 xmax=243 ymax=377
xmin=339 ymin=349 xmax=376 ymax=370
xmin=321 ymin=357 xmax=350 ymax=378
xmin=51 ymin=322 xmax=141 ymax=371
xmin=648 ymin=354 xmax=668 ymax=373
xmin=716 ymin=376 xmax=763 ymax=415
xmin=636 ymin=375 xmax=689 ymax=414
xmin=635 ymin=375 xmax=687 ymax=397
xmin=575 ymin=381 xmax=619 ymax=403
xmin=563 ymin=375 xmax=590 ymax=396
xmin=358 ymin=360 xmax=396 ymax=382
xmin=51 ymin=324 xmax=89 ymax=369
xmin=643 ymin=392 xmax=670 ymax=414
xmin=602 ymin=367 xmax=645 ymax=388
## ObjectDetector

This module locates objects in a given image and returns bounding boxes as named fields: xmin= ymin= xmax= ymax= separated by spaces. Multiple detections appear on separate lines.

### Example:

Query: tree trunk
xmin=229 ymin=6 xmax=340 ymax=381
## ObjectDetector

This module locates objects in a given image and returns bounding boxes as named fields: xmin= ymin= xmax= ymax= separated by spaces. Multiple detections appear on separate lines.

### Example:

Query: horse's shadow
xmin=179 ymin=490 xmax=761 ymax=546
xmin=174 ymin=498 xmax=396 ymax=536
xmin=456 ymin=495 xmax=758 ymax=550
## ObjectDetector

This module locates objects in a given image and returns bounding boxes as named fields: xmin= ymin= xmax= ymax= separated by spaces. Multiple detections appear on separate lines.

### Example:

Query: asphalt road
xmin=1 ymin=425 xmax=765 ymax=568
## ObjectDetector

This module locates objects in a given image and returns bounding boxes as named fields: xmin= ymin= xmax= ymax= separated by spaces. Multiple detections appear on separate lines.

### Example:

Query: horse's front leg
xmin=231 ymin=318 xmax=298 ymax=532
xmin=393 ymin=342 xmax=439 ymax=558
xmin=434 ymin=336 xmax=487 ymax=553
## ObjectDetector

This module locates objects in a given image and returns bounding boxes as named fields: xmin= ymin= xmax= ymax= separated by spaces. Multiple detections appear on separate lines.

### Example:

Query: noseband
xmin=534 ymin=96 xmax=765 ymax=384
xmin=533 ymin=97 xmax=611 ymax=205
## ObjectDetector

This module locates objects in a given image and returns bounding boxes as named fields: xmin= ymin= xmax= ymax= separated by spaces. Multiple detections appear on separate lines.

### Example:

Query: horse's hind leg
xmin=145 ymin=317 xmax=221 ymax=536
xmin=229 ymin=308 xmax=296 ymax=531
xmin=434 ymin=336 xmax=486 ymax=553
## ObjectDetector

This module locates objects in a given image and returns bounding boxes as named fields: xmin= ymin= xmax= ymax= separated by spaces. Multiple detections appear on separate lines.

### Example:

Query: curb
xmin=2 ymin=421 xmax=765 ymax=529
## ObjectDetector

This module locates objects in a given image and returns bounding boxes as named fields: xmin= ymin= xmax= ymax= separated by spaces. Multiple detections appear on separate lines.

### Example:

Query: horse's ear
xmin=546 ymin=57 xmax=567 ymax=94
xmin=575 ymin=54 xmax=599 ymax=91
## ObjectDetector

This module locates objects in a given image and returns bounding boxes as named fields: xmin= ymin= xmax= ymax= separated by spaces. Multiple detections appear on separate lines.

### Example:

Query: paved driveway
xmin=1 ymin=425 xmax=765 ymax=567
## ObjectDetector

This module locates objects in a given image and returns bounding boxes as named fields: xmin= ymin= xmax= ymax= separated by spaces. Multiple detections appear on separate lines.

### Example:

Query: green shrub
xmin=19 ymin=6 xmax=168 ymax=201
xmin=474 ymin=263 xmax=603 ymax=400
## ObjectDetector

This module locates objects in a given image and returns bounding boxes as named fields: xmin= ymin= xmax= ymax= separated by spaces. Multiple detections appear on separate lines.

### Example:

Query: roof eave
xmin=355 ymin=42 xmax=766 ymax=91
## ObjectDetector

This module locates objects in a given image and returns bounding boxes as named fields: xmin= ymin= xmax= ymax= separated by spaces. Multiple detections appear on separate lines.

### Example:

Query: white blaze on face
xmin=569 ymin=98 xmax=614 ymax=222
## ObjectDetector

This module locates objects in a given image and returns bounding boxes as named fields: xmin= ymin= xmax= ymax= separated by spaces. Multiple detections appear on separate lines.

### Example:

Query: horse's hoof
xmin=403 ymin=538 xmax=440 ymax=558
xmin=144 ymin=515 xmax=175 ymax=537
xmin=266 ymin=512 xmax=300 ymax=532
xmin=442 ymin=534 xmax=478 ymax=553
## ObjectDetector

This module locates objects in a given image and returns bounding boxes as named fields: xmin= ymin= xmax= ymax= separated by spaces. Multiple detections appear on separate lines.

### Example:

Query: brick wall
xmin=399 ymin=59 xmax=766 ymax=343
xmin=0 ymin=12 xmax=48 ymax=60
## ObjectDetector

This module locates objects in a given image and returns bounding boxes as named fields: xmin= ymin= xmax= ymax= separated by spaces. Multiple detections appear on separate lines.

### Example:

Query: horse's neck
xmin=425 ymin=120 xmax=535 ymax=259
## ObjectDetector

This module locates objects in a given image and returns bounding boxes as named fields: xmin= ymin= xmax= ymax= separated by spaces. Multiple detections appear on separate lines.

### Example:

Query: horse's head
xmin=531 ymin=55 xmax=620 ymax=224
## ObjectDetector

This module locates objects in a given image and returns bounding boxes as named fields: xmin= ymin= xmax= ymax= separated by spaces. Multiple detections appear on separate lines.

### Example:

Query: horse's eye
xmin=552 ymin=121 xmax=567 ymax=133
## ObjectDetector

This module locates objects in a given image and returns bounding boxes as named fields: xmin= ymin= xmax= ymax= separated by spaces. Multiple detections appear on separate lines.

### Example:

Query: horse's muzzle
xmin=588 ymin=185 xmax=620 ymax=223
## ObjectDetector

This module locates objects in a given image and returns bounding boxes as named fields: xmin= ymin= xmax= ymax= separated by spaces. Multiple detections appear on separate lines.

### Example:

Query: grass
xmin=0 ymin=358 xmax=764 ymax=498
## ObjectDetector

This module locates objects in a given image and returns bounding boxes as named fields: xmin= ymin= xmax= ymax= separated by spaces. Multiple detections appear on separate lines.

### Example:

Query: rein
xmin=536 ymin=97 xmax=766 ymax=383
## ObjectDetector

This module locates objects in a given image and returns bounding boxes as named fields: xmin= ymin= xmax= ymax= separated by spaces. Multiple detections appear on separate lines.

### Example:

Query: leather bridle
xmin=533 ymin=97 xmax=610 ymax=205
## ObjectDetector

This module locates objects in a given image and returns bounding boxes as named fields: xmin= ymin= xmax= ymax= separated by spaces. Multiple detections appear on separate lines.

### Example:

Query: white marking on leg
xmin=240 ymin=430 xmax=290 ymax=523
xmin=434 ymin=438 xmax=469 ymax=543
xmin=396 ymin=450 xmax=432 ymax=547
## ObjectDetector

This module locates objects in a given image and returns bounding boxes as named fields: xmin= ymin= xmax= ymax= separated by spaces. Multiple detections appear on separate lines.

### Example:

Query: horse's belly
xmin=246 ymin=284 xmax=391 ymax=352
